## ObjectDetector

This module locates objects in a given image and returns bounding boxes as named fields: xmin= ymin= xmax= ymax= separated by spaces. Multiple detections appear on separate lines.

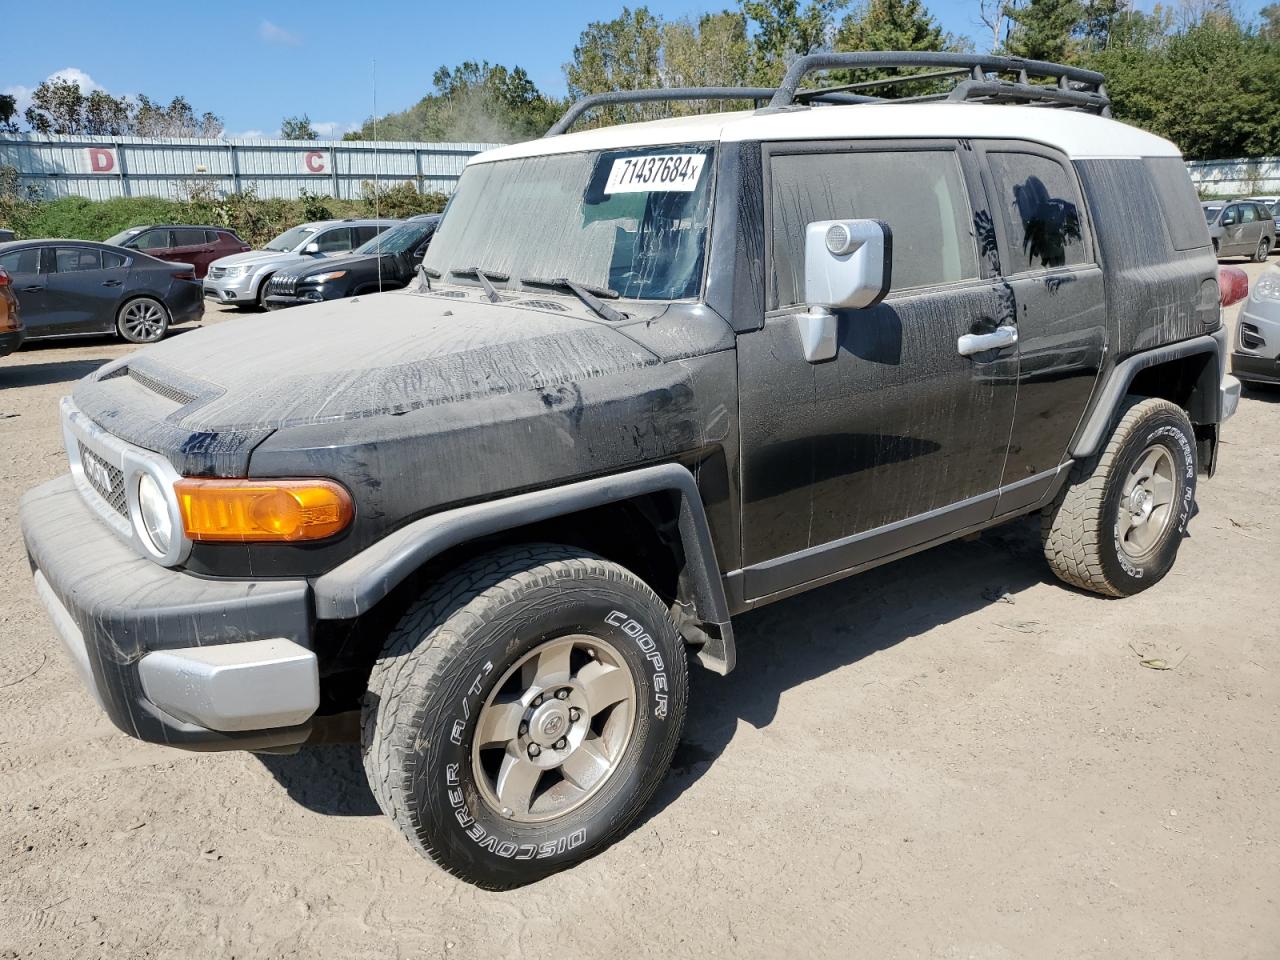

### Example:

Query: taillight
xmin=171 ymin=270 xmax=196 ymax=281
xmin=1219 ymin=266 xmax=1249 ymax=307
xmin=0 ymin=268 xmax=10 ymax=287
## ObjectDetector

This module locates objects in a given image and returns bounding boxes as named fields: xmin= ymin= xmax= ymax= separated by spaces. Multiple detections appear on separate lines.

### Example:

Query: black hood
xmin=291 ymin=250 xmax=389 ymax=278
xmin=73 ymin=288 xmax=663 ymax=475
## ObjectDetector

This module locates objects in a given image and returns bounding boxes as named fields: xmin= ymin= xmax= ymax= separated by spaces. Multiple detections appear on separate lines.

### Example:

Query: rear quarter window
xmin=1144 ymin=157 xmax=1212 ymax=252
xmin=986 ymin=151 xmax=1089 ymax=272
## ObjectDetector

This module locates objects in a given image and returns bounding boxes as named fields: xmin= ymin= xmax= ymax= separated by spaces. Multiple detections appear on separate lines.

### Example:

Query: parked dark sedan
xmin=104 ymin=224 xmax=250 ymax=278
xmin=263 ymin=214 xmax=440 ymax=309
xmin=0 ymin=240 xmax=203 ymax=344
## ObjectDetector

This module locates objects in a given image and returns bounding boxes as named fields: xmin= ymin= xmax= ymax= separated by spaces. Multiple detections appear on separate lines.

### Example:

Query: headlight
xmin=309 ymin=271 xmax=347 ymax=283
xmin=1253 ymin=273 xmax=1280 ymax=301
xmin=224 ymin=265 xmax=249 ymax=277
xmin=175 ymin=478 xmax=353 ymax=542
xmin=137 ymin=472 xmax=174 ymax=554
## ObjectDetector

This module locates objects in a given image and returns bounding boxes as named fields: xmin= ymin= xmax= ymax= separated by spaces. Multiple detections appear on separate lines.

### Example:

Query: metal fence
xmin=0 ymin=133 xmax=503 ymax=201
xmin=1185 ymin=157 xmax=1280 ymax=197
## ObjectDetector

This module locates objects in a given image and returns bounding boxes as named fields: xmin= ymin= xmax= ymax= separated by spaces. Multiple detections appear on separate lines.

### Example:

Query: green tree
xmin=24 ymin=77 xmax=88 ymax=134
xmin=0 ymin=94 xmax=19 ymax=133
xmin=662 ymin=10 xmax=752 ymax=89
xmin=742 ymin=0 xmax=849 ymax=84
xmin=566 ymin=6 xmax=665 ymax=101
xmin=84 ymin=89 xmax=132 ymax=135
xmin=130 ymin=95 xmax=223 ymax=138
xmin=831 ymin=0 xmax=964 ymax=94
xmin=355 ymin=61 xmax=560 ymax=143
xmin=280 ymin=114 xmax=318 ymax=139
xmin=1005 ymin=0 xmax=1084 ymax=60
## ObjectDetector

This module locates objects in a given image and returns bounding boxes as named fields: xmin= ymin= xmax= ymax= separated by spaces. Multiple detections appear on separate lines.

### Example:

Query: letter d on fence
xmin=86 ymin=148 xmax=116 ymax=173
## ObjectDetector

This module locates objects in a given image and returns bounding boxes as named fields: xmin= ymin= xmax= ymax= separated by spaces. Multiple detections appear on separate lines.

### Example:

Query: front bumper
xmin=202 ymin=275 xmax=257 ymax=304
xmin=21 ymin=474 xmax=319 ymax=751
xmin=263 ymin=292 xmax=321 ymax=310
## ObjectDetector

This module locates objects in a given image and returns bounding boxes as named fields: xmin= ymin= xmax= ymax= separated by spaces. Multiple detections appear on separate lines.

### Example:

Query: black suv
xmin=263 ymin=214 xmax=440 ymax=309
xmin=20 ymin=54 xmax=1241 ymax=890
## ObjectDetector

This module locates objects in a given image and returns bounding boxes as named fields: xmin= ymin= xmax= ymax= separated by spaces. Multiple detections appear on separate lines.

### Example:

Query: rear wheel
xmin=1042 ymin=397 xmax=1196 ymax=597
xmin=362 ymin=544 xmax=688 ymax=889
xmin=116 ymin=297 xmax=170 ymax=344
xmin=1255 ymin=237 xmax=1271 ymax=262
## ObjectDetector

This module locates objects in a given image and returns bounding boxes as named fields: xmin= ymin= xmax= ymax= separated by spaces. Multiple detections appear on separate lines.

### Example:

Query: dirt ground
xmin=1 ymin=270 xmax=1278 ymax=960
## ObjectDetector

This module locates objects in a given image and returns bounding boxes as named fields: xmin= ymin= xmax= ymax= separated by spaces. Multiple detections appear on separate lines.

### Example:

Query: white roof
xmin=472 ymin=102 xmax=1180 ymax=165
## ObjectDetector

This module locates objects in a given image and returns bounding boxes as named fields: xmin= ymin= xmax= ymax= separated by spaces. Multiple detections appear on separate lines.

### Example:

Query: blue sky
xmin=4 ymin=0 xmax=1269 ymax=139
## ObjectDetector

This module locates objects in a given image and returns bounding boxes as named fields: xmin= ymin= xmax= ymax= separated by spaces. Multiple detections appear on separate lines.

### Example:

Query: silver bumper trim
xmin=137 ymin=638 xmax=319 ymax=733
xmin=33 ymin=571 xmax=106 ymax=710
xmin=1221 ymin=373 xmax=1241 ymax=421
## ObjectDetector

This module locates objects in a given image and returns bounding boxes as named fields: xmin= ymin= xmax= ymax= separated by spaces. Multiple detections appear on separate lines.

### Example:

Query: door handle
xmin=958 ymin=324 xmax=1018 ymax=357
xmin=101 ymin=279 xmax=123 ymax=287
xmin=21 ymin=284 xmax=44 ymax=293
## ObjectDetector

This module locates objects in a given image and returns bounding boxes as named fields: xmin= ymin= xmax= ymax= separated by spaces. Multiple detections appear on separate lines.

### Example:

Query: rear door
xmin=169 ymin=227 xmax=214 ymax=276
xmin=978 ymin=142 xmax=1106 ymax=511
xmin=737 ymin=140 xmax=1018 ymax=596
xmin=1221 ymin=204 xmax=1248 ymax=254
xmin=45 ymin=246 xmax=126 ymax=334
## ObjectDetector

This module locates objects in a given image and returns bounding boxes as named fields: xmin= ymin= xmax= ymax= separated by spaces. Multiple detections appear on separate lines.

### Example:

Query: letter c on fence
xmin=87 ymin=148 xmax=115 ymax=173
xmin=304 ymin=151 xmax=327 ymax=174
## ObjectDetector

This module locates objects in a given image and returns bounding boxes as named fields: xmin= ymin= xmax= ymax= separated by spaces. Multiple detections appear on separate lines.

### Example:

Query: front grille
xmin=77 ymin=440 xmax=128 ymax=518
xmin=269 ymin=276 xmax=297 ymax=295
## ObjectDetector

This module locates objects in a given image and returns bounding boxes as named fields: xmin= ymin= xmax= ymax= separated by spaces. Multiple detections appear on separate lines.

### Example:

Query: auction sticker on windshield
xmin=604 ymin=154 xmax=706 ymax=194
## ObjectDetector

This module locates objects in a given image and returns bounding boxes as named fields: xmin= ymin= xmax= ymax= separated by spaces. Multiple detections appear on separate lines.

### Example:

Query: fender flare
xmin=311 ymin=462 xmax=737 ymax=673
xmin=1070 ymin=329 xmax=1226 ymax=459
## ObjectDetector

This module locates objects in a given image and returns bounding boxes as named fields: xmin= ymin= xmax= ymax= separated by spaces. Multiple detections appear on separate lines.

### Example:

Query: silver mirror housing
xmin=796 ymin=219 xmax=892 ymax=363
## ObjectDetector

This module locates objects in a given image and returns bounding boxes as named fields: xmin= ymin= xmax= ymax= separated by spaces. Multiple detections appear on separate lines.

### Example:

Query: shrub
xmin=359 ymin=180 xmax=448 ymax=218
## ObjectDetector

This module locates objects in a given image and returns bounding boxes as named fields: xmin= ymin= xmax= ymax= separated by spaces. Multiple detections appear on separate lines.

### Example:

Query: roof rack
xmin=546 ymin=51 xmax=1109 ymax=137
xmin=544 ymin=86 xmax=875 ymax=137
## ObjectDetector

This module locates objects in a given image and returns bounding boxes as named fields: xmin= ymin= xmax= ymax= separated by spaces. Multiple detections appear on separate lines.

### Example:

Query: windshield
xmin=1204 ymin=206 xmax=1222 ymax=223
xmin=105 ymin=228 xmax=143 ymax=246
xmin=356 ymin=219 xmax=433 ymax=256
xmin=423 ymin=145 xmax=715 ymax=301
xmin=266 ymin=225 xmax=317 ymax=251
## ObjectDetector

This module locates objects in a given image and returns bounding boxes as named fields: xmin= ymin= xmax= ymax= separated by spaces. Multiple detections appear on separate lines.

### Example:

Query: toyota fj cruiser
xmin=20 ymin=53 xmax=1242 ymax=889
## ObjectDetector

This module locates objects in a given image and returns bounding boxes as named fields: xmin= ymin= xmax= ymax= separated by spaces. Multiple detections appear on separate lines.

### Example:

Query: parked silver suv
xmin=203 ymin=218 xmax=398 ymax=307
xmin=1203 ymin=200 xmax=1275 ymax=261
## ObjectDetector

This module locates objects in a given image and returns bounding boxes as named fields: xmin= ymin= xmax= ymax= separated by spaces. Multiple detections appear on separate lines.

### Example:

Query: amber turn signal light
xmin=175 ymin=479 xmax=353 ymax=543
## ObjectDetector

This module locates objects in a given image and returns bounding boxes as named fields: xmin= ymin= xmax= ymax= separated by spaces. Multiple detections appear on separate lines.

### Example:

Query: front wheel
xmin=362 ymin=544 xmax=688 ymax=889
xmin=116 ymin=297 xmax=170 ymax=343
xmin=1042 ymin=397 xmax=1196 ymax=597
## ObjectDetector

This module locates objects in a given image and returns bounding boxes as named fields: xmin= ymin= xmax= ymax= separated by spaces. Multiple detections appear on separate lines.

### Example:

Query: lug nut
xmin=569 ymin=707 xmax=581 ymax=722
xmin=518 ymin=721 xmax=528 ymax=736
xmin=528 ymin=744 xmax=541 ymax=758
xmin=554 ymin=738 xmax=567 ymax=750
xmin=556 ymin=688 xmax=570 ymax=700
xmin=532 ymin=694 xmax=543 ymax=707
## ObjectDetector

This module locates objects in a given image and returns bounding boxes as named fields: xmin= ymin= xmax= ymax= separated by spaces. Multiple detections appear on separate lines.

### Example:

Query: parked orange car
xmin=0 ymin=265 xmax=24 ymax=357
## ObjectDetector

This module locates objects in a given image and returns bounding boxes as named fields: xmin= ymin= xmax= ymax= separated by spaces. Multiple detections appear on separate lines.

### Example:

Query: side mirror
xmin=303 ymin=242 xmax=321 ymax=254
xmin=796 ymin=219 xmax=892 ymax=363
xmin=1222 ymin=212 xmax=1237 ymax=227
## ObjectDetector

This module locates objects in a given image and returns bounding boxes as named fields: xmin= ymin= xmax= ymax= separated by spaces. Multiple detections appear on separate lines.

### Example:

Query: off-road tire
xmin=1041 ymin=397 xmax=1196 ymax=597
xmin=361 ymin=544 xmax=688 ymax=889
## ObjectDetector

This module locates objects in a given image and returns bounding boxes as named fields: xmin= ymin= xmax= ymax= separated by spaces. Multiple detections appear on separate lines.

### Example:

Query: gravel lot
xmin=2 ymin=278 xmax=1278 ymax=960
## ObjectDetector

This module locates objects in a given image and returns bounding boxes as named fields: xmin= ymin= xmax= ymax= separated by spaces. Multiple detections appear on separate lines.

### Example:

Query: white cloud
xmin=259 ymin=20 xmax=301 ymax=46
xmin=4 ymin=67 xmax=102 ymax=118
xmin=311 ymin=120 xmax=359 ymax=138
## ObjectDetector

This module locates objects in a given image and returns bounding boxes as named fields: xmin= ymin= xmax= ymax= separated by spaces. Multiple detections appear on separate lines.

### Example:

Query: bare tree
xmin=977 ymin=0 xmax=1011 ymax=51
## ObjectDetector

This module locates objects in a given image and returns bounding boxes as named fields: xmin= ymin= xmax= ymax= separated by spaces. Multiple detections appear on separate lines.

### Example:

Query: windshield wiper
xmin=520 ymin=276 xmax=625 ymax=323
xmin=451 ymin=265 xmax=507 ymax=304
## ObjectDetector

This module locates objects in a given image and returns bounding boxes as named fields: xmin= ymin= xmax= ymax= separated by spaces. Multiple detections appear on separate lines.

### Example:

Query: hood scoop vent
xmin=100 ymin=364 xmax=197 ymax=406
